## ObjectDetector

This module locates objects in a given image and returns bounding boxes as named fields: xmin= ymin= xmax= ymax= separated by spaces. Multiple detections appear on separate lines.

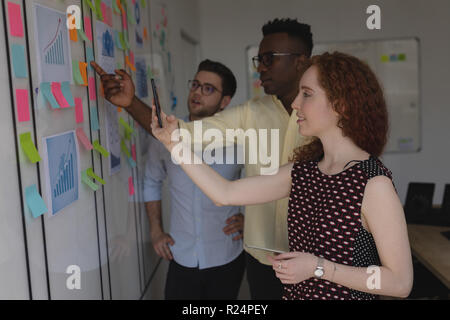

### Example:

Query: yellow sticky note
xmin=93 ymin=140 xmax=110 ymax=157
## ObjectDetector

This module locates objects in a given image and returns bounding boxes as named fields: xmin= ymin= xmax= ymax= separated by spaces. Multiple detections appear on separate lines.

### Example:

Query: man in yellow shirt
xmin=92 ymin=18 xmax=313 ymax=300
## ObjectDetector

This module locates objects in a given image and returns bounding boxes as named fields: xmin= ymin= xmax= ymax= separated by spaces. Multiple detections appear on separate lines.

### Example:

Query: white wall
xmin=198 ymin=0 xmax=450 ymax=204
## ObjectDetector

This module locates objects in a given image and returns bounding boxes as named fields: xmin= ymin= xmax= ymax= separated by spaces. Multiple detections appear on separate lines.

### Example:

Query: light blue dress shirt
xmin=143 ymin=118 xmax=244 ymax=269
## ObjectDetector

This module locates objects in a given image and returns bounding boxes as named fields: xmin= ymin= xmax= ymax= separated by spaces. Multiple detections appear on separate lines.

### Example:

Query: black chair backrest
xmin=404 ymin=182 xmax=435 ymax=220
xmin=442 ymin=184 xmax=450 ymax=214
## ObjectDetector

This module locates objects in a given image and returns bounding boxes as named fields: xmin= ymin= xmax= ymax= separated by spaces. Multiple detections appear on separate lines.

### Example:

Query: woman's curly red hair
xmin=292 ymin=51 xmax=389 ymax=162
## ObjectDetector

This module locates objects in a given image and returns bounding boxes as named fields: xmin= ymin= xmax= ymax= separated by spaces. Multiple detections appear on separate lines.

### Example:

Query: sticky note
xmin=126 ymin=5 xmax=136 ymax=25
xmin=15 ymin=89 xmax=30 ymax=123
xmin=117 ymin=0 xmax=124 ymax=12
xmin=128 ymin=177 xmax=135 ymax=196
xmin=90 ymin=106 xmax=100 ymax=131
xmin=121 ymin=140 xmax=131 ymax=158
xmin=87 ymin=168 xmax=106 ymax=185
xmin=73 ymin=60 xmax=85 ymax=85
xmin=88 ymin=77 xmax=97 ymax=101
xmin=82 ymin=170 xmax=99 ymax=191
xmin=77 ymin=28 xmax=89 ymax=42
xmin=75 ymin=97 xmax=84 ymax=123
xmin=7 ymin=2 xmax=24 ymax=37
xmin=398 ymin=53 xmax=406 ymax=61
xmin=40 ymin=82 xmax=60 ymax=109
xmin=118 ymin=31 xmax=127 ymax=49
xmin=131 ymin=144 xmax=137 ymax=161
xmin=11 ymin=44 xmax=27 ymax=78
xmin=93 ymin=140 xmax=109 ymax=157
xmin=86 ymin=47 xmax=95 ymax=70
xmin=51 ymin=82 xmax=70 ymax=108
xmin=84 ymin=17 xmax=93 ymax=41
xmin=112 ymin=0 xmax=120 ymax=14
xmin=76 ymin=128 xmax=93 ymax=151
xmin=61 ymin=82 xmax=75 ymax=107
xmin=129 ymin=51 xmax=135 ymax=66
xmin=143 ymin=27 xmax=148 ymax=40
xmin=141 ymin=0 xmax=147 ymax=9
xmin=19 ymin=132 xmax=41 ymax=163
xmin=125 ymin=55 xmax=136 ymax=72
xmin=119 ymin=117 xmax=134 ymax=135
xmin=115 ymin=31 xmax=124 ymax=50
xmin=79 ymin=62 xmax=88 ymax=86
xmin=94 ymin=0 xmax=104 ymax=21
xmin=101 ymin=2 xmax=113 ymax=27
xmin=121 ymin=8 xmax=127 ymax=30
xmin=25 ymin=185 xmax=48 ymax=218
xmin=127 ymin=156 xmax=136 ymax=168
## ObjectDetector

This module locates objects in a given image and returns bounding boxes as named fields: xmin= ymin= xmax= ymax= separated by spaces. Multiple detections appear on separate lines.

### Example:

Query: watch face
xmin=315 ymin=269 xmax=324 ymax=278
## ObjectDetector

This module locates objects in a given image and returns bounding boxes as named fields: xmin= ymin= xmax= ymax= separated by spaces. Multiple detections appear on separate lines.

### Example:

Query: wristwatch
xmin=314 ymin=257 xmax=325 ymax=279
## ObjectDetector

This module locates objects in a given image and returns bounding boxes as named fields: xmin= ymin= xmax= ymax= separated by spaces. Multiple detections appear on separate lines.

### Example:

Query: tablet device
xmin=150 ymin=79 xmax=163 ymax=128
xmin=245 ymin=244 xmax=287 ymax=254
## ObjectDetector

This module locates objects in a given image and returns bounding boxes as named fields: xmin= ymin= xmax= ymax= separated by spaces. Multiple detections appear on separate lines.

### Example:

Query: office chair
xmin=404 ymin=182 xmax=435 ymax=224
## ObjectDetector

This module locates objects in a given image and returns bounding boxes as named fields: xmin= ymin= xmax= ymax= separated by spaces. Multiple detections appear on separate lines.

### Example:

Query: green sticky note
xmin=94 ymin=0 xmax=103 ymax=20
xmin=40 ymin=82 xmax=60 ymax=109
xmin=25 ymin=184 xmax=48 ymax=218
xmin=77 ymin=28 xmax=89 ymax=42
xmin=119 ymin=32 xmax=127 ymax=50
xmin=19 ymin=132 xmax=41 ymax=163
xmin=398 ymin=53 xmax=406 ymax=61
xmin=112 ymin=0 xmax=120 ymax=14
xmin=121 ymin=139 xmax=131 ymax=158
xmin=93 ymin=140 xmax=110 ymax=157
xmin=119 ymin=117 xmax=134 ymax=135
xmin=11 ymin=44 xmax=28 ymax=78
xmin=72 ymin=60 xmax=84 ymax=85
xmin=114 ymin=30 xmax=124 ymax=50
xmin=126 ymin=6 xmax=136 ymax=25
xmin=141 ymin=0 xmax=147 ymax=9
xmin=82 ymin=170 xmax=99 ymax=191
xmin=87 ymin=168 xmax=106 ymax=185
xmin=381 ymin=55 xmax=389 ymax=63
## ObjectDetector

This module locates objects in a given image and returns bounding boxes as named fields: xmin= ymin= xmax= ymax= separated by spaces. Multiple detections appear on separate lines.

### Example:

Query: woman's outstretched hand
xmin=150 ymin=106 xmax=179 ymax=151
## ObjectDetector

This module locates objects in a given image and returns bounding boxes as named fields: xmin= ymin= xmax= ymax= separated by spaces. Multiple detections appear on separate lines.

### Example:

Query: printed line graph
xmin=44 ymin=18 xmax=65 ymax=65
xmin=52 ymin=136 xmax=75 ymax=198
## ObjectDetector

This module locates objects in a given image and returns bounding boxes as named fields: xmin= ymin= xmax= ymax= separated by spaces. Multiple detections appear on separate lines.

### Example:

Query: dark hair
xmin=197 ymin=59 xmax=237 ymax=98
xmin=262 ymin=18 xmax=313 ymax=57
xmin=292 ymin=52 xmax=388 ymax=163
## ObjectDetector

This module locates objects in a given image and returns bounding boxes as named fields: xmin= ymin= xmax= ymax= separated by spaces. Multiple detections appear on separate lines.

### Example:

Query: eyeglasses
xmin=252 ymin=52 xmax=303 ymax=69
xmin=188 ymin=80 xmax=222 ymax=96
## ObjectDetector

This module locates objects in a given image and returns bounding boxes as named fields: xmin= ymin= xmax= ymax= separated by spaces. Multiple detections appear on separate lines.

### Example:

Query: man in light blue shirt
xmin=143 ymin=60 xmax=245 ymax=299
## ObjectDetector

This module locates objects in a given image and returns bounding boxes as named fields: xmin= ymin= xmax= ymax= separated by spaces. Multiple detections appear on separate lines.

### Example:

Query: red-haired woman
xmin=150 ymin=52 xmax=413 ymax=300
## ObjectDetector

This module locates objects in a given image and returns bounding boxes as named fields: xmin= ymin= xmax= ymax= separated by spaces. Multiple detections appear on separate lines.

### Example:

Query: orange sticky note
xmin=79 ymin=62 xmax=88 ymax=86
xmin=118 ymin=107 xmax=122 ymax=113
xmin=75 ymin=97 xmax=84 ymax=123
xmin=143 ymin=27 xmax=148 ymax=40
xmin=125 ymin=55 xmax=136 ymax=72
xmin=68 ymin=15 xmax=78 ymax=42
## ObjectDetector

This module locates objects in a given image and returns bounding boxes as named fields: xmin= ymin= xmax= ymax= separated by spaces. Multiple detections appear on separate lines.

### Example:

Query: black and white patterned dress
xmin=284 ymin=156 xmax=393 ymax=300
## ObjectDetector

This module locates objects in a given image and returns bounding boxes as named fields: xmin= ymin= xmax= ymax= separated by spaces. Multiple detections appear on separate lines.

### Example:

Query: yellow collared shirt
xmin=179 ymin=95 xmax=309 ymax=265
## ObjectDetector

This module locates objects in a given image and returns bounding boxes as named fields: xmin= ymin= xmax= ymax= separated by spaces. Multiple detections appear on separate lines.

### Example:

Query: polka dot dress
xmin=284 ymin=156 xmax=393 ymax=300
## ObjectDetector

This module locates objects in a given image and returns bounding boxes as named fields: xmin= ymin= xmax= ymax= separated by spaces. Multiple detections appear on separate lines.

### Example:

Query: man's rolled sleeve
xmin=143 ymin=137 xmax=167 ymax=202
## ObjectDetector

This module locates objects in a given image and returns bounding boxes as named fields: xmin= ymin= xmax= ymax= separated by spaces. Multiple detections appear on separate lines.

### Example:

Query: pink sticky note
xmin=128 ymin=177 xmax=135 ymax=196
xmin=7 ymin=2 xmax=24 ymax=37
xmin=84 ymin=17 xmax=93 ymax=41
xmin=15 ymin=89 xmax=30 ymax=122
xmin=76 ymin=128 xmax=93 ymax=151
xmin=101 ymin=2 xmax=113 ymax=27
xmin=51 ymin=82 xmax=70 ymax=108
xmin=75 ymin=98 xmax=84 ymax=123
xmin=131 ymin=144 xmax=137 ymax=161
xmin=88 ymin=77 xmax=97 ymax=101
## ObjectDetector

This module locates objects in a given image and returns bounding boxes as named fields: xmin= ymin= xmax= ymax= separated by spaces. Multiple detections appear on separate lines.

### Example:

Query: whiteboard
xmin=313 ymin=38 xmax=421 ymax=153
xmin=1 ymin=0 xmax=157 ymax=299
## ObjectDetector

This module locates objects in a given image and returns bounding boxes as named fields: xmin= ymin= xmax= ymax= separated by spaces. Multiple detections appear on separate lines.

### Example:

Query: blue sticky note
xmin=61 ymin=82 xmax=75 ymax=107
xmin=127 ymin=156 xmax=136 ymax=168
xmin=40 ymin=82 xmax=59 ymax=109
xmin=11 ymin=44 xmax=28 ymax=78
xmin=25 ymin=185 xmax=48 ymax=218
xmin=86 ymin=46 xmax=94 ymax=70
xmin=90 ymin=105 xmax=100 ymax=131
